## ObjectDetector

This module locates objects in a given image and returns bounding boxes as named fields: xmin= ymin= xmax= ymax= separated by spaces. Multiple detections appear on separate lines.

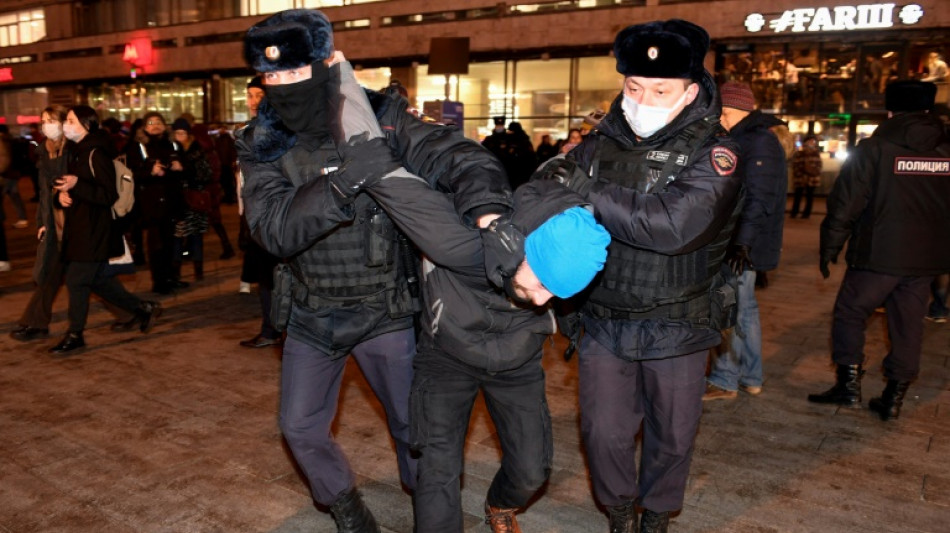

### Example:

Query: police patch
xmin=710 ymin=146 xmax=737 ymax=176
xmin=893 ymin=157 xmax=950 ymax=176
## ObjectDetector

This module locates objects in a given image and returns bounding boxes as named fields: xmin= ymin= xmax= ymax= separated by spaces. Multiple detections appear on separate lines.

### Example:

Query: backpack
xmin=89 ymin=149 xmax=135 ymax=218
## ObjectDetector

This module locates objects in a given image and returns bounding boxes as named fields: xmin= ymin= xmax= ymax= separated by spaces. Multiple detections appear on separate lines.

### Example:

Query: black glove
xmin=556 ymin=310 xmax=582 ymax=361
xmin=530 ymin=156 xmax=595 ymax=196
xmin=331 ymin=133 xmax=402 ymax=202
xmin=819 ymin=251 xmax=837 ymax=279
xmin=481 ymin=217 xmax=525 ymax=288
xmin=727 ymin=244 xmax=753 ymax=276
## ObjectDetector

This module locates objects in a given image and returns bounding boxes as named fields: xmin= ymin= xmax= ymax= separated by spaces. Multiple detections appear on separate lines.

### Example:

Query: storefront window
xmin=0 ymin=87 xmax=48 ymax=130
xmin=909 ymin=43 xmax=950 ymax=105
xmin=576 ymin=55 xmax=621 ymax=124
xmin=88 ymin=80 xmax=205 ymax=123
xmin=416 ymin=61 xmax=508 ymax=140
xmin=856 ymin=44 xmax=900 ymax=110
xmin=749 ymin=45 xmax=785 ymax=113
xmin=816 ymin=43 xmax=858 ymax=114
xmin=511 ymin=58 xmax=571 ymax=146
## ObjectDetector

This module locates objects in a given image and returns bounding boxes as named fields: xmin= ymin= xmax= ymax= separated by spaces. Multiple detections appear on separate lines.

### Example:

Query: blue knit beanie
xmin=524 ymin=206 xmax=610 ymax=299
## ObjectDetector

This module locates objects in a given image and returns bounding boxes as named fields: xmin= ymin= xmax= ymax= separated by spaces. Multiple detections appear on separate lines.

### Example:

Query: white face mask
xmin=621 ymin=88 xmax=691 ymax=138
xmin=63 ymin=123 xmax=86 ymax=143
xmin=42 ymin=122 xmax=63 ymax=141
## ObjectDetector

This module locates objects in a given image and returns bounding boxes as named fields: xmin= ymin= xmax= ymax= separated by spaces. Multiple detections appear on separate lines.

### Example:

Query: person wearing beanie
xmin=703 ymin=82 xmax=788 ymax=401
xmin=170 ymin=116 xmax=211 ymax=284
xmin=533 ymin=19 xmax=743 ymax=533
xmin=810 ymin=80 xmax=950 ymax=421
xmin=237 ymin=8 xmax=512 ymax=532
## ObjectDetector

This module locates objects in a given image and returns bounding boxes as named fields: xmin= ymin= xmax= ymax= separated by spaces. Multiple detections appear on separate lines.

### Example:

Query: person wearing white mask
xmin=533 ymin=19 xmax=742 ymax=533
xmin=47 ymin=105 xmax=161 ymax=355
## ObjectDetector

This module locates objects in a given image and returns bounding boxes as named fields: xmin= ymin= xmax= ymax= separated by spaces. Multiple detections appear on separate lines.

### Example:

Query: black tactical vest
xmin=585 ymin=118 xmax=737 ymax=323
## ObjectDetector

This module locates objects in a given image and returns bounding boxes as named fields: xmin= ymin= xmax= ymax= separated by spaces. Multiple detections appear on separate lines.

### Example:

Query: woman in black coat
xmin=48 ymin=105 xmax=161 ymax=355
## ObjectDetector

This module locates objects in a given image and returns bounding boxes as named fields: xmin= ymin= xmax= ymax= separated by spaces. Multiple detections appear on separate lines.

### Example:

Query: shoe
xmin=807 ymin=364 xmax=863 ymax=407
xmin=239 ymin=334 xmax=282 ymax=348
xmin=0 ymin=261 xmax=11 ymax=272
xmin=219 ymin=248 xmax=235 ymax=260
xmin=869 ymin=379 xmax=911 ymax=421
xmin=925 ymin=314 xmax=948 ymax=324
xmin=702 ymin=383 xmax=737 ymax=401
xmin=13 ymin=219 xmax=28 ymax=228
xmin=239 ymin=281 xmax=251 ymax=294
xmin=640 ymin=510 xmax=669 ymax=533
xmin=485 ymin=501 xmax=522 ymax=533
xmin=49 ymin=331 xmax=85 ymax=355
xmin=111 ymin=301 xmax=162 ymax=333
xmin=739 ymin=384 xmax=763 ymax=396
xmin=329 ymin=489 xmax=380 ymax=533
xmin=608 ymin=501 xmax=637 ymax=533
xmin=10 ymin=326 xmax=50 ymax=342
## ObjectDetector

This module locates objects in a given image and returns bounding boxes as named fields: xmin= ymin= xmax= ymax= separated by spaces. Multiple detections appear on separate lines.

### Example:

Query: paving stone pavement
xmin=1 ymin=189 xmax=948 ymax=533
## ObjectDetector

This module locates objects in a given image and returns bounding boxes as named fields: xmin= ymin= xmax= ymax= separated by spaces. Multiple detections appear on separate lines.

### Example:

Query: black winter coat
xmin=59 ymin=130 xmax=122 ymax=262
xmin=729 ymin=110 xmax=788 ymax=271
xmin=127 ymin=135 xmax=186 ymax=223
xmin=32 ymin=140 xmax=69 ymax=283
xmin=821 ymin=111 xmax=950 ymax=276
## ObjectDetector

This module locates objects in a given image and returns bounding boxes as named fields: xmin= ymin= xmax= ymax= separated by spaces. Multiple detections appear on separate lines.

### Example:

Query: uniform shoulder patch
xmin=710 ymin=146 xmax=737 ymax=176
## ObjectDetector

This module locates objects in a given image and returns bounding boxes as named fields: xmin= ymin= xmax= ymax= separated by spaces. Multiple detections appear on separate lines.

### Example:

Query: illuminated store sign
xmin=745 ymin=3 xmax=924 ymax=33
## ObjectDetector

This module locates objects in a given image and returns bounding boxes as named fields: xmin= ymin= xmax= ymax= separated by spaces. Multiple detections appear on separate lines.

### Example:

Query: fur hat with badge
xmin=885 ymin=80 xmax=937 ymax=113
xmin=613 ymin=19 xmax=709 ymax=81
xmin=244 ymin=9 xmax=334 ymax=72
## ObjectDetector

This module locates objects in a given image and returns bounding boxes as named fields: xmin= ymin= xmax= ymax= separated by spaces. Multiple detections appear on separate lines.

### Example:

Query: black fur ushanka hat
xmin=885 ymin=80 xmax=937 ymax=113
xmin=244 ymin=9 xmax=334 ymax=73
xmin=613 ymin=19 xmax=709 ymax=81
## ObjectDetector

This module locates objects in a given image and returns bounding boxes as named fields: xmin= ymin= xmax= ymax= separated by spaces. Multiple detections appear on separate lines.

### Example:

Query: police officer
xmin=809 ymin=80 xmax=950 ymax=420
xmin=237 ymin=9 xmax=510 ymax=532
xmin=537 ymin=19 xmax=742 ymax=532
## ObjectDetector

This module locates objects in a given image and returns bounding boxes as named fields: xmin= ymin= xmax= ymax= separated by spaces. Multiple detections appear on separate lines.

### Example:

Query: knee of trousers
xmin=279 ymin=415 xmax=333 ymax=451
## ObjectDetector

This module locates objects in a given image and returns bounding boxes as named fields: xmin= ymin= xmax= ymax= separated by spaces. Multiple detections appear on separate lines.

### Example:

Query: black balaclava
xmin=264 ymin=61 xmax=331 ymax=147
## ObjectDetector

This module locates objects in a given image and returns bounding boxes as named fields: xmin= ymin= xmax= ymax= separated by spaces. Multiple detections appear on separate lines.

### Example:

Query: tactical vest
xmin=585 ymin=117 xmax=737 ymax=324
xmin=284 ymin=143 xmax=410 ymax=309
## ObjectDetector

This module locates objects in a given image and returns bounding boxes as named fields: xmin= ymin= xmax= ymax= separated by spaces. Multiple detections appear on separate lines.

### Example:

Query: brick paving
xmin=1 ymin=186 xmax=948 ymax=533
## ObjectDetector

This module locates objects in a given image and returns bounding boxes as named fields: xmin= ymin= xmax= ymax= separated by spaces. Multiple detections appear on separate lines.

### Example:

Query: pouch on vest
xmin=708 ymin=263 xmax=738 ymax=331
xmin=270 ymin=263 xmax=293 ymax=332
xmin=364 ymin=207 xmax=395 ymax=268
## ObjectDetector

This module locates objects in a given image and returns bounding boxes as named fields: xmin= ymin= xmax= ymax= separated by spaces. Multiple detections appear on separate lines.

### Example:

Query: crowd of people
xmin=2 ymin=8 xmax=950 ymax=533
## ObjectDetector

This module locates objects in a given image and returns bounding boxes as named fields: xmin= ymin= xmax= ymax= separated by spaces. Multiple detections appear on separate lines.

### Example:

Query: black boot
xmin=111 ymin=301 xmax=162 ymax=333
xmin=329 ymin=489 xmax=380 ymax=533
xmin=640 ymin=509 xmax=669 ymax=533
xmin=49 ymin=331 xmax=85 ymax=355
xmin=869 ymin=379 xmax=911 ymax=421
xmin=807 ymin=364 xmax=863 ymax=407
xmin=170 ymin=261 xmax=189 ymax=289
xmin=194 ymin=260 xmax=204 ymax=281
xmin=608 ymin=501 xmax=637 ymax=533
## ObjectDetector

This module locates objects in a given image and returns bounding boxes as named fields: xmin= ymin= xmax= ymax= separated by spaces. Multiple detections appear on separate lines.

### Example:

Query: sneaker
xmin=13 ymin=219 xmax=28 ymax=229
xmin=239 ymin=281 xmax=251 ymax=294
xmin=925 ymin=314 xmax=948 ymax=324
xmin=702 ymin=383 xmax=737 ymax=401
xmin=0 ymin=261 xmax=10 ymax=272
xmin=739 ymin=384 xmax=763 ymax=395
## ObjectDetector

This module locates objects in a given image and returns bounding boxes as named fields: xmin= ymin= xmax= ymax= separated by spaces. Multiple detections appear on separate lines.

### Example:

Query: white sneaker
xmin=239 ymin=281 xmax=251 ymax=294
xmin=13 ymin=219 xmax=28 ymax=229
xmin=0 ymin=261 xmax=11 ymax=272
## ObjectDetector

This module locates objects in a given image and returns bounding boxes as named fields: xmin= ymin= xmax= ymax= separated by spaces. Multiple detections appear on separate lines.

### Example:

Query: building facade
xmin=0 ymin=0 xmax=947 ymax=191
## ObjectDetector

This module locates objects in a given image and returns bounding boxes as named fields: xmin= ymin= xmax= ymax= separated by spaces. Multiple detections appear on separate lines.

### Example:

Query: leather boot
xmin=869 ymin=379 xmax=911 ymax=421
xmin=485 ymin=500 xmax=522 ymax=533
xmin=49 ymin=331 xmax=85 ymax=355
xmin=640 ymin=509 xmax=669 ymax=533
xmin=111 ymin=301 xmax=162 ymax=333
xmin=329 ymin=489 xmax=379 ymax=533
xmin=807 ymin=364 xmax=863 ymax=407
xmin=608 ymin=501 xmax=637 ymax=533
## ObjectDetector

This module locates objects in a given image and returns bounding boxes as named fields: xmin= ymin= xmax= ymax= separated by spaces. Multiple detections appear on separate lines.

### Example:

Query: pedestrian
xmin=789 ymin=134 xmax=822 ymax=218
xmin=48 ymin=105 xmax=161 ymax=355
xmin=704 ymin=81 xmax=788 ymax=401
xmin=808 ymin=80 xmax=950 ymax=420
xmin=170 ymin=118 xmax=211 ymax=282
xmin=237 ymin=9 xmax=511 ymax=531
xmin=191 ymin=122 xmax=236 ymax=261
xmin=0 ymin=124 xmax=29 ymax=228
xmin=537 ymin=19 xmax=742 ymax=532
xmin=536 ymin=133 xmax=558 ymax=163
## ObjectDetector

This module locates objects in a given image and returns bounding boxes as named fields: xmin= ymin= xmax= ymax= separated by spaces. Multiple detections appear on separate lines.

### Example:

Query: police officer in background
xmin=809 ymin=80 xmax=950 ymax=420
xmin=237 ymin=9 xmax=510 ymax=532
xmin=537 ymin=19 xmax=742 ymax=532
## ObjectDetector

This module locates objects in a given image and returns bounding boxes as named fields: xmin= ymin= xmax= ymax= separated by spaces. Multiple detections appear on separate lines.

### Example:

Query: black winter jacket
xmin=59 ymin=130 xmax=122 ymax=262
xmin=821 ymin=111 xmax=950 ymax=276
xmin=729 ymin=111 xmax=788 ymax=271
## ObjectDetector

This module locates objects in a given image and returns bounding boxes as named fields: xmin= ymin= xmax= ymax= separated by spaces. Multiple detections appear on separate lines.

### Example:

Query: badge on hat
xmin=265 ymin=46 xmax=281 ymax=61
xmin=647 ymin=46 xmax=659 ymax=60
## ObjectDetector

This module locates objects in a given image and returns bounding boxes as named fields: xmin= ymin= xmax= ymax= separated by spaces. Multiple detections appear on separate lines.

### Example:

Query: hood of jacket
xmin=74 ymin=129 xmax=116 ymax=157
xmin=872 ymin=111 xmax=946 ymax=152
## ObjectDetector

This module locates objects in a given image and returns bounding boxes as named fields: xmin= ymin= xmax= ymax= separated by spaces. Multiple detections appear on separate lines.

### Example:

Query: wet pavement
xmin=1 ymin=190 xmax=947 ymax=533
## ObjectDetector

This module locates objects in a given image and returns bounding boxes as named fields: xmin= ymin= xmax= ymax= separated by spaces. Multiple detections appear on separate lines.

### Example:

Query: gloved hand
xmin=331 ymin=133 xmax=402 ymax=202
xmin=819 ymin=251 xmax=837 ymax=279
xmin=481 ymin=216 xmax=525 ymax=288
xmin=727 ymin=244 xmax=753 ymax=276
xmin=530 ymin=156 xmax=595 ymax=196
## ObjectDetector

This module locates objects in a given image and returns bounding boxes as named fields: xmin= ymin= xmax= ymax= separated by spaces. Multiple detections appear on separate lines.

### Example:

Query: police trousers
xmin=579 ymin=335 xmax=706 ymax=513
xmin=832 ymin=269 xmax=932 ymax=381
xmin=410 ymin=345 xmax=553 ymax=532
xmin=279 ymin=328 xmax=417 ymax=506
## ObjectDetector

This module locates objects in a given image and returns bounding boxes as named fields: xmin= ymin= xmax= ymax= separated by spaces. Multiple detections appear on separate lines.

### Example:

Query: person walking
xmin=48 ymin=105 xmax=161 ymax=355
xmin=237 ymin=9 xmax=511 ymax=531
xmin=808 ymin=80 xmax=950 ymax=420
xmin=704 ymin=81 xmax=788 ymax=400
xmin=537 ymin=19 xmax=743 ymax=532
xmin=170 ymin=118 xmax=211 ymax=282
xmin=789 ymin=135 xmax=822 ymax=218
